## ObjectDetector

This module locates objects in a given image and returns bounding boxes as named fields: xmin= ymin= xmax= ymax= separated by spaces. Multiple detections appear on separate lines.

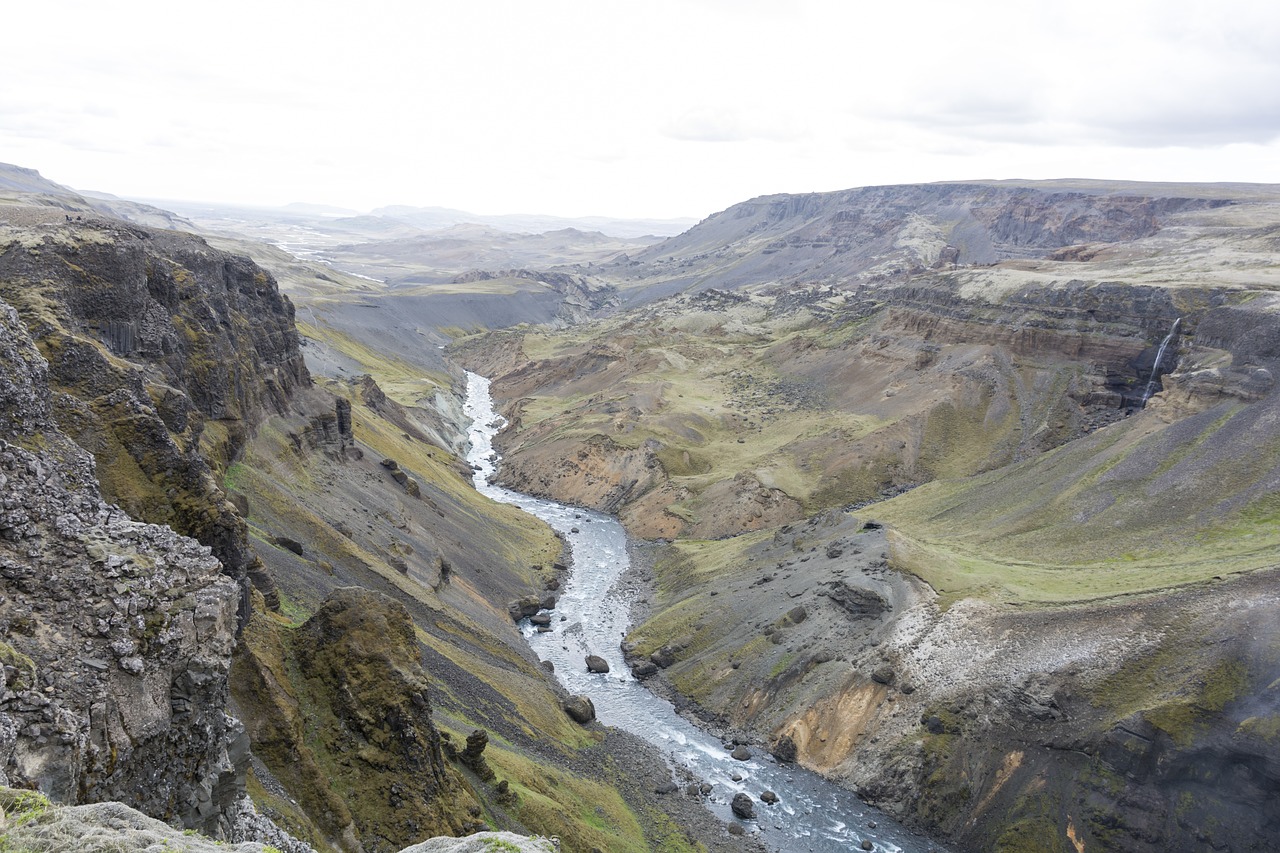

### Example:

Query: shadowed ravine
xmin=464 ymin=372 xmax=946 ymax=853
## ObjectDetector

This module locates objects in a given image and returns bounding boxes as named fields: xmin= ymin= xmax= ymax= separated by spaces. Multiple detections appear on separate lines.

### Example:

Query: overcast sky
xmin=5 ymin=0 xmax=1279 ymax=219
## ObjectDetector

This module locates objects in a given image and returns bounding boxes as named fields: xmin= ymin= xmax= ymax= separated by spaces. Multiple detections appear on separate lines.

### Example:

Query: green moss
xmin=1094 ymin=631 xmax=1251 ymax=749
xmin=0 ymin=788 xmax=52 ymax=827
xmin=0 ymin=642 xmax=37 ymax=692
xmin=1144 ymin=659 xmax=1249 ymax=747
xmin=994 ymin=814 xmax=1068 ymax=853
xmin=655 ymin=447 xmax=713 ymax=477
xmin=480 ymin=746 xmax=650 ymax=853
xmin=1237 ymin=714 xmax=1280 ymax=743
xmin=768 ymin=653 xmax=797 ymax=679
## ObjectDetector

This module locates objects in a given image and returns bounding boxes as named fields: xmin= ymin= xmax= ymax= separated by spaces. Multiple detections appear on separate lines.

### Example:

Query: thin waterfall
xmin=1141 ymin=317 xmax=1182 ymax=404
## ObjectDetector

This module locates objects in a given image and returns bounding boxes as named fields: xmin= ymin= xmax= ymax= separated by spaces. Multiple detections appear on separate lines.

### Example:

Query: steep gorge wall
xmin=0 ymin=214 xmax=323 ymax=837
xmin=0 ymin=219 xmax=310 ymax=620
xmin=1 ymin=299 xmax=244 ymax=833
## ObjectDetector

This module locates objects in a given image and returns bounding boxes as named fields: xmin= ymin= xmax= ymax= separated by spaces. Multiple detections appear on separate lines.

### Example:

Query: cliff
xmin=0 ymin=298 xmax=243 ymax=833
xmin=0 ymin=212 xmax=310 ymax=625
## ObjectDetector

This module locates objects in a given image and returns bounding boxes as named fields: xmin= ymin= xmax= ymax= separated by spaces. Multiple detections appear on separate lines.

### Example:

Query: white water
xmin=463 ymin=372 xmax=942 ymax=853
xmin=1141 ymin=317 xmax=1181 ymax=404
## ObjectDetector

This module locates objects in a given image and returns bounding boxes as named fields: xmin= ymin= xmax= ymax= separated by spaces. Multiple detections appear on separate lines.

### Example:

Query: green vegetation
xmin=297 ymin=319 xmax=452 ymax=407
xmin=879 ymin=399 xmax=1280 ymax=605
xmin=1094 ymin=627 xmax=1251 ymax=747
xmin=0 ymin=788 xmax=52 ymax=828
xmin=0 ymin=642 xmax=37 ymax=692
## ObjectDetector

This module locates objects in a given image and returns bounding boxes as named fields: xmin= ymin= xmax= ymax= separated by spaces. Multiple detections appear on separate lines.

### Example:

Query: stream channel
xmin=464 ymin=372 xmax=941 ymax=853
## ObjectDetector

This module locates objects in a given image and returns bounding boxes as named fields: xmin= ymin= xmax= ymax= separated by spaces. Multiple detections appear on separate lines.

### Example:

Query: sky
xmin=5 ymin=0 xmax=1280 ymax=220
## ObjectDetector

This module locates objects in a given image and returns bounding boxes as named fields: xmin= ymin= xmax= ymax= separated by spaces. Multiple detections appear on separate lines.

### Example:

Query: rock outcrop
xmin=232 ymin=587 xmax=478 ymax=852
xmin=0 ymin=299 xmax=243 ymax=833
xmin=0 ymin=786 xmax=551 ymax=853
xmin=0 ymin=218 xmax=309 ymax=625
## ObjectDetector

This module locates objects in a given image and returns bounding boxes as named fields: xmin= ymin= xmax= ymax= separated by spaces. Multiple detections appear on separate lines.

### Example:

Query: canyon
xmin=2 ymin=164 xmax=1279 ymax=852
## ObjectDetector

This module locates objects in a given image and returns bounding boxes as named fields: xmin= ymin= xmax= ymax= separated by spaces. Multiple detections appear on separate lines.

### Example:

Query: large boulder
xmin=771 ymin=734 xmax=798 ymax=764
xmin=562 ymin=695 xmax=596 ymax=725
xmin=585 ymin=654 xmax=611 ymax=674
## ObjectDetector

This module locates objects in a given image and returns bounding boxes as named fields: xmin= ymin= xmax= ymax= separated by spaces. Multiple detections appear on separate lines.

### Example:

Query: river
xmin=463 ymin=372 xmax=940 ymax=853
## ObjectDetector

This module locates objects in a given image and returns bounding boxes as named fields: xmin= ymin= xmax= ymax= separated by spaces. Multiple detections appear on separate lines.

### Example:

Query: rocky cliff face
xmin=0 ymin=215 xmax=310 ymax=622
xmin=0 ymin=299 xmax=243 ymax=833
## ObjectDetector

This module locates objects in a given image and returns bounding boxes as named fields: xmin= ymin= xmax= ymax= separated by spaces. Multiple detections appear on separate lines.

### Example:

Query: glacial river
xmin=463 ymin=372 xmax=939 ymax=853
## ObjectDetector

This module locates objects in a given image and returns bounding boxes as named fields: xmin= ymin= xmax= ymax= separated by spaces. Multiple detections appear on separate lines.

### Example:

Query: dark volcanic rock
xmin=730 ymin=792 xmax=755 ymax=819
xmin=650 ymin=645 xmax=678 ymax=668
xmin=585 ymin=655 xmax=611 ymax=674
xmin=631 ymin=661 xmax=659 ymax=679
xmin=0 ymin=299 xmax=244 ymax=833
xmin=508 ymin=594 xmax=542 ymax=621
xmin=822 ymin=580 xmax=890 ymax=619
xmin=771 ymin=734 xmax=798 ymax=764
xmin=0 ymin=220 xmax=311 ymax=627
xmin=871 ymin=666 xmax=896 ymax=685
xmin=562 ymin=695 xmax=596 ymax=725
xmin=274 ymin=536 xmax=305 ymax=556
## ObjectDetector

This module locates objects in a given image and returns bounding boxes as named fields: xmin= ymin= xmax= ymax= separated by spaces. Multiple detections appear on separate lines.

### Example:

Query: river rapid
xmin=463 ymin=372 xmax=940 ymax=853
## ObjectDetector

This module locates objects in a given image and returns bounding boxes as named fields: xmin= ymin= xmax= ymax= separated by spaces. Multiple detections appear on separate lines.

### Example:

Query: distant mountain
xmin=604 ymin=179 xmax=1256 ymax=301
xmin=325 ymin=222 xmax=657 ymax=284
xmin=0 ymin=162 xmax=75 ymax=194
xmin=0 ymin=164 xmax=193 ymax=230
xmin=372 ymin=204 xmax=697 ymax=239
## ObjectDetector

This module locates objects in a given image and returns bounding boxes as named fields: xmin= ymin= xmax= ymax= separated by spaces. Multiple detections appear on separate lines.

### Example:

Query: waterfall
xmin=1141 ymin=317 xmax=1181 ymax=405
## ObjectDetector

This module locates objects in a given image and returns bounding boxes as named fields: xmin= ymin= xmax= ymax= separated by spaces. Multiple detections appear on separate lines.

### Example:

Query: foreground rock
xmin=0 ymin=787 xmax=551 ymax=853
xmin=233 ymin=587 xmax=479 ymax=850
xmin=0 ymin=300 xmax=244 ymax=834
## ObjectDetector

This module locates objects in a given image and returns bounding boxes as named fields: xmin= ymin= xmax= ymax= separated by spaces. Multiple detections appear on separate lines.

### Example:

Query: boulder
xmin=760 ymin=790 xmax=779 ymax=805
xmin=730 ymin=792 xmax=756 ymax=819
xmin=871 ymin=666 xmax=895 ymax=685
xmin=650 ymin=645 xmax=677 ymax=668
xmin=507 ymin=595 xmax=543 ymax=622
xmin=631 ymin=661 xmax=659 ymax=679
xmin=731 ymin=745 xmax=752 ymax=761
xmin=274 ymin=536 xmax=305 ymax=556
xmin=586 ymin=655 xmax=611 ymax=674
xmin=771 ymin=734 xmax=798 ymax=764
xmin=562 ymin=695 xmax=596 ymax=725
